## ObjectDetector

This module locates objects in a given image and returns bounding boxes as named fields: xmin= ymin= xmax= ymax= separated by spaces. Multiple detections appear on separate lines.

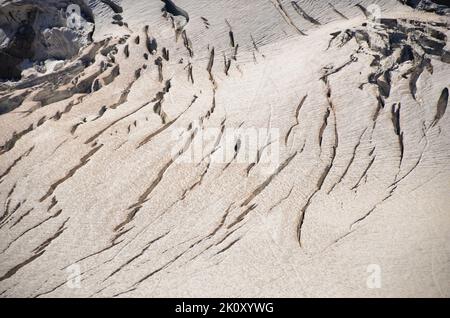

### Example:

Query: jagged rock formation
xmin=0 ymin=0 xmax=94 ymax=81
xmin=0 ymin=0 xmax=449 ymax=297
xmin=405 ymin=0 xmax=450 ymax=15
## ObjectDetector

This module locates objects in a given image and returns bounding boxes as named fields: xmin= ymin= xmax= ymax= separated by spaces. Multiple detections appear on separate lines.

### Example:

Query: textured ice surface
xmin=0 ymin=0 xmax=449 ymax=297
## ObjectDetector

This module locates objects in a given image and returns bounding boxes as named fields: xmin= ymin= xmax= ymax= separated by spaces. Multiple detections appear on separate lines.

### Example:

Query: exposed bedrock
xmin=404 ymin=0 xmax=450 ymax=14
xmin=0 ymin=0 xmax=94 ymax=81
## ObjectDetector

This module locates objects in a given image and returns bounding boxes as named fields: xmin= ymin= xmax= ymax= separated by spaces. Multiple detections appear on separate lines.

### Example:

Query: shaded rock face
xmin=7 ymin=22 xmax=35 ymax=58
xmin=0 ymin=19 xmax=36 ymax=80
xmin=0 ymin=0 xmax=94 ymax=81
xmin=0 ymin=53 xmax=21 ymax=80
xmin=404 ymin=0 xmax=450 ymax=14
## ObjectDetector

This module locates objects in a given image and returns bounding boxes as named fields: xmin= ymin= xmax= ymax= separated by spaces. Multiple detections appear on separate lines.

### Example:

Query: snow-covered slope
xmin=0 ymin=0 xmax=449 ymax=297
